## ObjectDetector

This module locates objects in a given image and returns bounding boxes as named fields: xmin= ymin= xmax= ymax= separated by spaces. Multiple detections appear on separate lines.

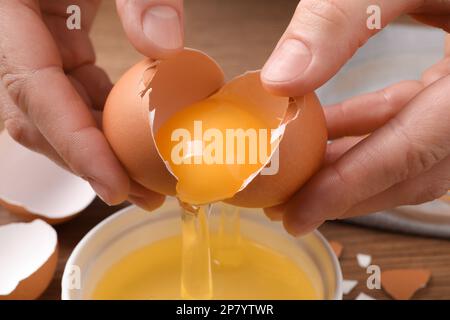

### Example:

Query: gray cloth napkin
xmin=317 ymin=23 xmax=449 ymax=238
xmin=347 ymin=208 xmax=450 ymax=239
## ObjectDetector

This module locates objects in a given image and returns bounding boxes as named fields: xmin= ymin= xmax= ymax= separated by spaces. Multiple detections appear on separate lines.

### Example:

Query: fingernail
xmin=268 ymin=214 xmax=282 ymax=222
xmin=142 ymin=5 xmax=183 ymax=50
xmin=87 ymin=178 xmax=113 ymax=205
xmin=262 ymin=39 xmax=311 ymax=83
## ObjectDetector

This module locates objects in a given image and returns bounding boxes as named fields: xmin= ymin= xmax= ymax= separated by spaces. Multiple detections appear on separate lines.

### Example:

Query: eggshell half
xmin=104 ymin=48 xmax=327 ymax=208
xmin=0 ymin=131 xmax=96 ymax=224
xmin=0 ymin=219 xmax=58 ymax=300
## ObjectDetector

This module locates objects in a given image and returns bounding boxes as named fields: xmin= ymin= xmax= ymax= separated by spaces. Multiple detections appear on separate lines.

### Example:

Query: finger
xmin=41 ymin=0 xmax=101 ymax=70
xmin=421 ymin=34 xmax=450 ymax=85
xmin=410 ymin=14 xmax=450 ymax=32
xmin=129 ymin=195 xmax=165 ymax=212
xmin=264 ymin=135 xmax=364 ymax=221
xmin=0 ymin=1 xmax=129 ymax=204
xmin=341 ymin=155 xmax=450 ymax=218
xmin=91 ymin=110 xmax=103 ymax=129
xmin=261 ymin=0 xmax=421 ymax=96
xmin=324 ymin=136 xmax=365 ymax=165
xmin=116 ymin=0 xmax=184 ymax=59
xmin=325 ymin=80 xmax=423 ymax=139
xmin=264 ymin=206 xmax=283 ymax=221
xmin=4 ymin=118 xmax=68 ymax=169
xmin=24 ymin=68 xmax=129 ymax=205
xmin=422 ymin=57 xmax=450 ymax=86
xmin=282 ymin=74 xmax=450 ymax=236
xmin=67 ymin=74 xmax=93 ymax=108
xmin=42 ymin=1 xmax=112 ymax=109
xmin=128 ymin=180 xmax=166 ymax=211
xmin=66 ymin=75 xmax=104 ymax=128
xmin=0 ymin=83 xmax=66 ymax=167
xmin=69 ymin=64 xmax=113 ymax=110
xmin=264 ymin=135 xmax=365 ymax=220
xmin=40 ymin=0 xmax=100 ymax=31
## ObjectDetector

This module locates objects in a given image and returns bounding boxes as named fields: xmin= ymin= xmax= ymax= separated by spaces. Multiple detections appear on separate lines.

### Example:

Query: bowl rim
xmin=62 ymin=201 xmax=343 ymax=300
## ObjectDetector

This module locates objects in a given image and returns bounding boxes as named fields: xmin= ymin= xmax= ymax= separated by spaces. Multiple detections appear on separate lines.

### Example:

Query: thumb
xmin=261 ymin=0 xmax=420 ymax=96
xmin=116 ymin=0 xmax=184 ymax=59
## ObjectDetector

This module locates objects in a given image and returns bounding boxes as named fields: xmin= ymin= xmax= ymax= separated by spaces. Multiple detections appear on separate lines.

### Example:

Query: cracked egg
xmin=103 ymin=48 xmax=327 ymax=208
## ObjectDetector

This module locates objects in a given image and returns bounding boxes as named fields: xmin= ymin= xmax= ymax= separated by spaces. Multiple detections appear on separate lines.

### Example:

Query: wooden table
xmin=1 ymin=0 xmax=449 ymax=300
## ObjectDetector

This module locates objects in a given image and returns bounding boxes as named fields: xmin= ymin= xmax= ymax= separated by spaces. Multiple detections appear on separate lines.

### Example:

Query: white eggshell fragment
xmin=342 ymin=279 xmax=358 ymax=295
xmin=356 ymin=253 xmax=372 ymax=268
xmin=0 ymin=131 xmax=96 ymax=224
xmin=355 ymin=292 xmax=376 ymax=300
xmin=0 ymin=219 xmax=58 ymax=299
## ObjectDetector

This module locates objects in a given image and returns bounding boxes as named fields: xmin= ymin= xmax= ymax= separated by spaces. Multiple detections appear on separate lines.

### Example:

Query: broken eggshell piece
xmin=0 ymin=131 xmax=96 ymax=224
xmin=103 ymin=48 xmax=327 ymax=208
xmin=0 ymin=219 xmax=58 ymax=300
xmin=381 ymin=269 xmax=431 ymax=300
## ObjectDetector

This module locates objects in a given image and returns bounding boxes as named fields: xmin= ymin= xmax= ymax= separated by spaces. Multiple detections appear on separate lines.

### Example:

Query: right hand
xmin=260 ymin=0 xmax=450 ymax=235
xmin=116 ymin=0 xmax=184 ymax=59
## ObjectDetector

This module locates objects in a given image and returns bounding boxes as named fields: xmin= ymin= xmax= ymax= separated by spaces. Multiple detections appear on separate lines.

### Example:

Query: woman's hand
xmin=262 ymin=0 xmax=450 ymax=236
xmin=0 ymin=0 xmax=184 ymax=211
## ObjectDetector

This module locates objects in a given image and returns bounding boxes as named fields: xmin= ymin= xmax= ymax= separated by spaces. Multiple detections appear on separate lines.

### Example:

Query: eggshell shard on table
xmin=381 ymin=269 xmax=431 ymax=300
xmin=342 ymin=279 xmax=358 ymax=295
xmin=0 ymin=131 xmax=96 ymax=224
xmin=104 ymin=48 xmax=328 ymax=208
xmin=0 ymin=220 xmax=58 ymax=300
xmin=222 ymin=76 xmax=328 ymax=208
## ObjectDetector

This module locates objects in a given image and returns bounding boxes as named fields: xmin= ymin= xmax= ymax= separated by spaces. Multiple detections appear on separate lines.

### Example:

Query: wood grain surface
xmin=1 ymin=0 xmax=449 ymax=300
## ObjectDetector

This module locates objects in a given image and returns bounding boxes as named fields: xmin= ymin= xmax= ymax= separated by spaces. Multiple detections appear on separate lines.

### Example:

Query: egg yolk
xmin=155 ymin=97 xmax=275 ymax=205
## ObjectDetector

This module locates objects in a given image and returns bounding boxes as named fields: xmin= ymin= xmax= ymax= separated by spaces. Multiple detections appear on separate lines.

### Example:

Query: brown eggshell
xmin=381 ymin=269 xmax=431 ymax=300
xmin=0 ymin=220 xmax=58 ymax=300
xmin=226 ymin=89 xmax=327 ymax=208
xmin=104 ymin=49 xmax=225 ymax=195
xmin=213 ymin=71 xmax=288 ymax=127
